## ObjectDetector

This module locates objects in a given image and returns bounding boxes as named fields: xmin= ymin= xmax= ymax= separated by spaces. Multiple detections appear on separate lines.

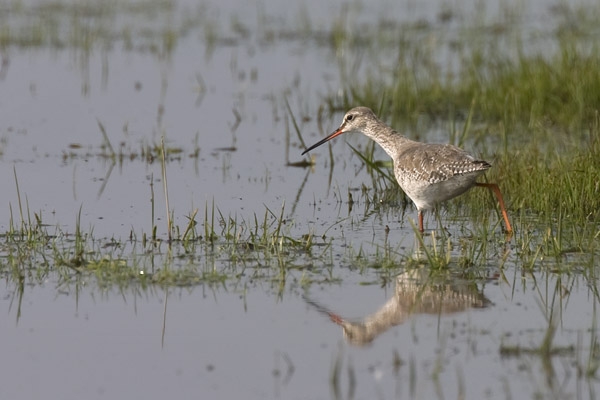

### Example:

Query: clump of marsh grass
xmin=500 ymin=113 xmax=600 ymax=221
xmin=331 ymin=3 xmax=600 ymax=131
xmin=2 ymin=164 xmax=329 ymax=302
xmin=325 ymin=3 xmax=600 ymax=240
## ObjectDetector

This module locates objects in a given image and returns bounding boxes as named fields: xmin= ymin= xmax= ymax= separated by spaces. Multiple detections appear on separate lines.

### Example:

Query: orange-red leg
xmin=475 ymin=182 xmax=513 ymax=233
xmin=418 ymin=210 xmax=424 ymax=233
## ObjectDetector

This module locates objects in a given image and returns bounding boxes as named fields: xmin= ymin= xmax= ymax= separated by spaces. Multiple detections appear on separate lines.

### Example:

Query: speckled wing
xmin=395 ymin=143 xmax=491 ymax=185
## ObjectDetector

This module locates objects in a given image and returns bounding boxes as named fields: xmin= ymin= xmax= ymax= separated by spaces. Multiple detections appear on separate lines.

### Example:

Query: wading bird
xmin=302 ymin=107 xmax=512 ymax=233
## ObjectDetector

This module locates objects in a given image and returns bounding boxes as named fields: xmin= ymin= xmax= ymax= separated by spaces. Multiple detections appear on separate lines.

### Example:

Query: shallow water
xmin=1 ymin=0 xmax=599 ymax=399
xmin=2 ymin=265 xmax=596 ymax=399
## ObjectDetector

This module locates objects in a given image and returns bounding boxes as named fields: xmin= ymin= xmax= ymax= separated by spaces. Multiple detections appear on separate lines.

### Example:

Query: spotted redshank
xmin=302 ymin=107 xmax=512 ymax=233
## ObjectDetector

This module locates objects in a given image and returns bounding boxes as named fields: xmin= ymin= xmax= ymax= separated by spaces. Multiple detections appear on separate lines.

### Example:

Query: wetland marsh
xmin=1 ymin=0 xmax=600 ymax=399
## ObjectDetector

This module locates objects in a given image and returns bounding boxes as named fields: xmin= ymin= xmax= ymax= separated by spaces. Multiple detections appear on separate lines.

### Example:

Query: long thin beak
xmin=301 ymin=127 xmax=345 ymax=155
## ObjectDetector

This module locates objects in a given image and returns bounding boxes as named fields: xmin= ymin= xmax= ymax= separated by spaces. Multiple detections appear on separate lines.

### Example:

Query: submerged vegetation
xmin=0 ymin=0 xmax=597 ymax=291
xmin=322 ymin=1 xmax=600 ymax=238
xmin=0 ymin=1 xmax=599 ymax=398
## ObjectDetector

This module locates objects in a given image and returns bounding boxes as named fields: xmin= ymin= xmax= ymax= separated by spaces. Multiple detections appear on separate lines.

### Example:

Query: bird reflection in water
xmin=305 ymin=268 xmax=490 ymax=346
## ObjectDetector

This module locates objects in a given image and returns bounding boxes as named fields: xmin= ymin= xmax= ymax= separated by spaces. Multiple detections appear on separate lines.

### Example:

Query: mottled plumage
xmin=302 ymin=107 xmax=512 ymax=233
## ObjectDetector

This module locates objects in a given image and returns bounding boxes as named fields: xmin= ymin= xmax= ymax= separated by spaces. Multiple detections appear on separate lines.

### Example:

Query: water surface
xmin=1 ymin=0 xmax=599 ymax=399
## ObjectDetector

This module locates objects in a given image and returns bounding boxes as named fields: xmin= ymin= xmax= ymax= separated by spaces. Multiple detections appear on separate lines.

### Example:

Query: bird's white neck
xmin=361 ymin=120 xmax=412 ymax=159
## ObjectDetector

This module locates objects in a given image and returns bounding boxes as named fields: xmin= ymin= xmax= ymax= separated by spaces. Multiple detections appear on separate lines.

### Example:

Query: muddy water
xmin=1 ymin=0 xmax=599 ymax=399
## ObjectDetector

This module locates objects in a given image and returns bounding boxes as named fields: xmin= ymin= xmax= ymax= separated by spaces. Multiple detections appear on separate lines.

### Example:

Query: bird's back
xmin=392 ymin=142 xmax=491 ymax=210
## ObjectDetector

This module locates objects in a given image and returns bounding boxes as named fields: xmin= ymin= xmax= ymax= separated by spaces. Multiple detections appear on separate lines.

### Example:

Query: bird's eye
xmin=346 ymin=114 xmax=353 ymax=121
